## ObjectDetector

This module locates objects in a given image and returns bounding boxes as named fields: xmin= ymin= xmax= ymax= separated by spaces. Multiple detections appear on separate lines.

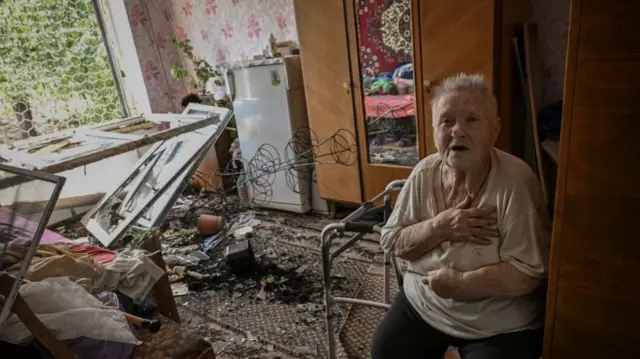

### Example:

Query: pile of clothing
xmin=1 ymin=232 xmax=165 ymax=359
xmin=363 ymin=63 xmax=415 ymax=96
xmin=4 ymin=241 xmax=163 ymax=304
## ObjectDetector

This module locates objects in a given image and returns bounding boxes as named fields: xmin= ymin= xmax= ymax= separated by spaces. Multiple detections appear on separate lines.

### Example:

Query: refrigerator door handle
xmin=284 ymin=65 xmax=290 ymax=90
xmin=224 ymin=69 xmax=235 ymax=101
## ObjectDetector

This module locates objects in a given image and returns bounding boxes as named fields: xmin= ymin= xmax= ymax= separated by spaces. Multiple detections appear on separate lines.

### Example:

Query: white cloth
xmin=100 ymin=249 xmax=165 ymax=303
xmin=0 ymin=277 xmax=140 ymax=345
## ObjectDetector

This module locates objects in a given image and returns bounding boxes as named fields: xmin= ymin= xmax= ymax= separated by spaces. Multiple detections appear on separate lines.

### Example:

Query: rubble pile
xmin=44 ymin=189 xmax=368 ymax=359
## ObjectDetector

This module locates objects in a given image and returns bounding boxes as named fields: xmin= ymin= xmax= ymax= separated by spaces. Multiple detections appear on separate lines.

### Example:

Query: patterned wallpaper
xmin=124 ymin=0 xmax=298 ymax=113
xmin=125 ymin=0 xmax=569 ymax=113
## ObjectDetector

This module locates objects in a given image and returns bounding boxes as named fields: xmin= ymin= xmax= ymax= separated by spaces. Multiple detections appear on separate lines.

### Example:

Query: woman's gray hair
xmin=430 ymin=73 xmax=498 ymax=123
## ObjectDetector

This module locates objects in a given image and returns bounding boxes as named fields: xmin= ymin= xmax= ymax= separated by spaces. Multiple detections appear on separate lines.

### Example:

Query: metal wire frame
xmin=0 ymin=0 xmax=129 ymax=144
xmin=320 ymin=179 xmax=406 ymax=359
xmin=0 ymin=163 xmax=66 ymax=331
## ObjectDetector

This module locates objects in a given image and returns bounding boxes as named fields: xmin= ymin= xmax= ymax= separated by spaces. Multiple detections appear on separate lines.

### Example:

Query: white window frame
xmin=97 ymin=0 xmax=151 ymax=115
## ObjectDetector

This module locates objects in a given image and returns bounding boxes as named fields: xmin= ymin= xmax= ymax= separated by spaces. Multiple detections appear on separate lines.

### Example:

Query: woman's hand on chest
xmin=433 ymin=195 xmax=499 ymax=245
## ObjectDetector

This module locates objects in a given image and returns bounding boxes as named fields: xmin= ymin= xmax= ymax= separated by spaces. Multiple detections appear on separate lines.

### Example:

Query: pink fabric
xmin=70 ymin=243 xmax=117 ymax=264
xmin=0 ymin=207 xmax=69 ymax=245
xmin=365 ymin=95 xmax=415 ymax=118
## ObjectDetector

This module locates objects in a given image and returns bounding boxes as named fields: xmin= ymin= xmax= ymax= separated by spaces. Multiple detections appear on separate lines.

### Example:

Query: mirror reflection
xmin=356 ymin=0 xmax=418 ymax=166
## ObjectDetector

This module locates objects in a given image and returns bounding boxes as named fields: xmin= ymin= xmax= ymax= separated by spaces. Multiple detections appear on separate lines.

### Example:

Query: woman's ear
xmin=493 ymin=116 xmax=501 ymax=137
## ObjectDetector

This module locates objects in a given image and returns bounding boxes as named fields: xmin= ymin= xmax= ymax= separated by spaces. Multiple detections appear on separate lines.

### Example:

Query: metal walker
xmin=320 ymin=180 xmax=406 ymax=359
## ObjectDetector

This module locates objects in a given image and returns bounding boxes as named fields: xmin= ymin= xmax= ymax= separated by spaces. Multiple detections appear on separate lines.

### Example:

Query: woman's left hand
xmin=422 ymin=267 xmax=465 ymax=299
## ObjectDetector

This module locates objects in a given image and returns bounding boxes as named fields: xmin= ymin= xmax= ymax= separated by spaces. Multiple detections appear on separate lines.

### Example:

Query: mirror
xmin=356 ymin=0 xmax=418 ymax=166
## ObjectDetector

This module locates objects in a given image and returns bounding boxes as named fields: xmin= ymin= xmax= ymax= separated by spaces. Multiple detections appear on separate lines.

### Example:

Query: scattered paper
xmin=171 ymin=281 xmax=189 ymax=296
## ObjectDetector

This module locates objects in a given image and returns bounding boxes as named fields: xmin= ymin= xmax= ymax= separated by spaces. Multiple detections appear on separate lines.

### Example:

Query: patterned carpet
xmin=175 ymin=233 xmax=371 ymax=358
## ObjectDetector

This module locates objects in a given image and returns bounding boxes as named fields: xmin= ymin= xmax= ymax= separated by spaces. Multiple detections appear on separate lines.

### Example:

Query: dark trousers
xmin=371 ymin=291 xmax=543 ymax=359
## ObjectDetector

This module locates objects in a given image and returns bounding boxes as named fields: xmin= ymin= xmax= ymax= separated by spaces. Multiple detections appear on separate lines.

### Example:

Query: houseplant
xmin=170 ymin=38 xmax=222 ymax=93
xmin=170 ymin=37 xmax=236 ymax=133
xmin=170 ymin=36 xmax=238 ymax=193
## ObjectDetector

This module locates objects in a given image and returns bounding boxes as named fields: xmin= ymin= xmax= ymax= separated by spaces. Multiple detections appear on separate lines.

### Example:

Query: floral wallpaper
xmin=124 ymin=0 xmax=568 ymax=113
xmin=124 ymin=0 xmax=298 ymax=113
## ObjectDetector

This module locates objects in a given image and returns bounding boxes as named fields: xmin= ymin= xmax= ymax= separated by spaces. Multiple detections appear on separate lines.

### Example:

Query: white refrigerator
xmin=225 ymin=56 xmax=312 ymax=213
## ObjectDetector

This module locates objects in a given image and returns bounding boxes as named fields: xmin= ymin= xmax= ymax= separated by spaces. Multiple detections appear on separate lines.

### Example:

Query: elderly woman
xmin=371 ymin=73 xmax=550 ymax=359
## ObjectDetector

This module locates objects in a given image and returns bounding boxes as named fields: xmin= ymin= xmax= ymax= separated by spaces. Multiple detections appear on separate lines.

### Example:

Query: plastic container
xmin=236 ymin=171 xmax=251 ymax=206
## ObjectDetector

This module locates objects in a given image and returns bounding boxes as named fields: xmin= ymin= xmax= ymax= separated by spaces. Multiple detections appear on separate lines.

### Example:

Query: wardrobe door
xmin=418 ymin=0 xmax=496 ymax=154
xmin=346 ymin=0 xmax=422 ymax=201
xmin=544 ymin=0 xmax=640 ymax=357
xmin=293 ymin=0 xmax=363 ymax=204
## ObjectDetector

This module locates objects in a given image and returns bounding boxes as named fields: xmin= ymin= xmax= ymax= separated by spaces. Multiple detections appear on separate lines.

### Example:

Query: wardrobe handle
xmin=424 ymin=79 xmax=438 ymax=94
xmin=342 ymin=82 xmax=351 ymax=94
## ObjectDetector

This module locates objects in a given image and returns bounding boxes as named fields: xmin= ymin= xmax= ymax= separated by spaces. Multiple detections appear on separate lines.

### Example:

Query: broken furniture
xmin=133 ymin=314 xmax=214 ymax=359
xmin=0 ymin=163 xmax=66 ymax=351
xmin=78 ymin=109 xmax=233 ymax=247
xmin=224 ymin=239 xmax=257 ymax=276
xmin=543 ymin=1 xmax=640 ymax=358
xmin=293 ymin=0 xmax=528 ymax=204
xmin=132 ymin=234 xmax=215 ymax=359
xmin=0 ymin=274 xmax=75 ymax=359
xmin=0 ymin=113 xmax=221 ymax=174
xmin=0 ymin=226 xmax=214 ymax=359
xmin=0 ymin=110 xmax=231 ymax=228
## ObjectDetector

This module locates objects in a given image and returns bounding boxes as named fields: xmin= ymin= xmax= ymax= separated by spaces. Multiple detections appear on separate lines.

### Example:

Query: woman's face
xmin=432 ymin=89 xmax=500 ymax=171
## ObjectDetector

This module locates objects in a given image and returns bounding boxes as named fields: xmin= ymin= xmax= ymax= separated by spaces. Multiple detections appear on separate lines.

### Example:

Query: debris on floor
xmin=40 ymin=186 xmax=385 ymax=358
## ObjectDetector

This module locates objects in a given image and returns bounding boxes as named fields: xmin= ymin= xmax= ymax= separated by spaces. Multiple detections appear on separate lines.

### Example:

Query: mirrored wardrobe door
xmin=348 ymin=0 xmax=422 ymax=200
xmin=355 ymin=0 xmax=418 ymax=167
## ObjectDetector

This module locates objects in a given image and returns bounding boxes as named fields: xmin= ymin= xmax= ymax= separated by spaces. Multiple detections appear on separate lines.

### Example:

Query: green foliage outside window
xmin=0 ymin=0 xmax=123 ymax=140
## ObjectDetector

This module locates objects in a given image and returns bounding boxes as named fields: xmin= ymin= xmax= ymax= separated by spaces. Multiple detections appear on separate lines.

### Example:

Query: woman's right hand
xmin=434 ymin=195 xmax=498 ymax=245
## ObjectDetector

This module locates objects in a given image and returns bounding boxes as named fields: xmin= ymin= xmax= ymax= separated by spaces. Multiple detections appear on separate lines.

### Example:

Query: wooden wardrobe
xmin=543 ymin=0 xmax=640 ymax=357
xmin=293 ymin=0 xmax=528 ymax=205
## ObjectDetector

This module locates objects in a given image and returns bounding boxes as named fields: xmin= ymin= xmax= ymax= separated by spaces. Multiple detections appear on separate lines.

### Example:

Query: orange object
xmin=198 ymin=214 xmax=223 ymax=236
xmin=191 ymin=131 xmax=233 ymax=193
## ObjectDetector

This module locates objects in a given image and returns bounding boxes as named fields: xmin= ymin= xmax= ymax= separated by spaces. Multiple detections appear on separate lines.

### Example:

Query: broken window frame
xmin=81 ymin=108 xmax=233 ymax=247
xmin=183 ymin=103 xmax=223 ymax=117
xmin=134 ymin=156 xmax=200 ymax=229
xmin=0 ymin=164 xmax=66 ymax=330
xmin=0 ymin=131 xmax=139 ymax=170
xmin=0 ymin=113 xmax=222 ymax=175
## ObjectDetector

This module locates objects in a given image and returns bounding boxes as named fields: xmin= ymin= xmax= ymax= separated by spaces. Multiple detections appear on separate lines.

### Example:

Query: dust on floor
xmin=171 ymin=209 xmax=390 ymax=359
xmin=53 ymin=192 xmax=392 ymax=358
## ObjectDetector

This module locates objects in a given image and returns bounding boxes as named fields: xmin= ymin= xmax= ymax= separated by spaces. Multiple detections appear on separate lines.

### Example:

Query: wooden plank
xmin=541 ymin=139 xmax=559 ymax=164
xmin=542 ymin=0 xmax=583 ymax=355
xmin=141 ymin=233 xmax=181 ymax=324
xmin=545 ymin=0 xmax=640 ymax=357
xmin=523 ymin=23 xmax=549 ymax=203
